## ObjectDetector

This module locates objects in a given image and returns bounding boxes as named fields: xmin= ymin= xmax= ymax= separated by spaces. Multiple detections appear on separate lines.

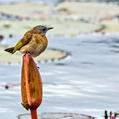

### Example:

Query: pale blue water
xmin=0 ymin=0 xmax=118 ymax=5
xmin=0 ymin=0 xmax=62 ymax=5
xmin=0 ymin=33 xmax=119 ymax=119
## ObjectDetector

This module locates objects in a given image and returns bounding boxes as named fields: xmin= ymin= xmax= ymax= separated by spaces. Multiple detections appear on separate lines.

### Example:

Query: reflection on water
xmin=0 ymin=33 xmax=119 ymax=119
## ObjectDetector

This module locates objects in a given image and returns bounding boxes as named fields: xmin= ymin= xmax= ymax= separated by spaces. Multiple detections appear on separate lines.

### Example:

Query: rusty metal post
xmin=21 ymin=53 xmax=43 ymax=119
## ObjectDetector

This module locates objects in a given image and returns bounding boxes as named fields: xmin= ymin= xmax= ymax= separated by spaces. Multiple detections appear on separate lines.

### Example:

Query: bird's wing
xmin=14 ymin=32 xmax=32 ymax=51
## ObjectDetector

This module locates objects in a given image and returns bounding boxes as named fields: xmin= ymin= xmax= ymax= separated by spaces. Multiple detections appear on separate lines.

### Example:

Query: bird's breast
xmin=20 ymin=34 xmax=48 ymax=57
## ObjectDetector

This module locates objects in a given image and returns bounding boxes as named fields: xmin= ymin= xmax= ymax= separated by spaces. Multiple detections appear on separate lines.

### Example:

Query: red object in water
xmin=110 ymin=116 xmax=115 ymax=119
xmin=21 ymin=53 xmax=42 ymax=119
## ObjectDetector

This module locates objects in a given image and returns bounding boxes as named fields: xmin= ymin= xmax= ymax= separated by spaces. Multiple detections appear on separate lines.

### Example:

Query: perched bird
xmin=4 ymin=25 xmax=53 ymax=57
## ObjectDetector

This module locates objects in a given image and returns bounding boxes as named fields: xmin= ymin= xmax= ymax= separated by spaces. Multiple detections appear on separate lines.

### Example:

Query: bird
xmin=4 ymin=25 xmax=53 ymax=57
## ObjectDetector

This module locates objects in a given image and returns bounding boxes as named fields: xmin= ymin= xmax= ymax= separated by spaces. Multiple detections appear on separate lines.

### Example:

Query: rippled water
xmin=0 ymin=33 xmax=119 ymax=119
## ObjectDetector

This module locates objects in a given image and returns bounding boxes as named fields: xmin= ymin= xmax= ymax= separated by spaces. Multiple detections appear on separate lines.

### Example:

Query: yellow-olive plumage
xmin=4 ymin=25 xmax=53 ymax=57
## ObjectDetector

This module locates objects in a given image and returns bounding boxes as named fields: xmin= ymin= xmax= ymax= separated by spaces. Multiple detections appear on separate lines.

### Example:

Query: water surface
xmin=0 ymin=0 xmax=119 ymax=5
xmin=0 ymin=33 xmax=119 ymax=119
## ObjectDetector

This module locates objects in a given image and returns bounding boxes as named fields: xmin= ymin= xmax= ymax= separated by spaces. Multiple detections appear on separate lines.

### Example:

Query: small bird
xmin=4 ymin=25 xmax=53 ymax=57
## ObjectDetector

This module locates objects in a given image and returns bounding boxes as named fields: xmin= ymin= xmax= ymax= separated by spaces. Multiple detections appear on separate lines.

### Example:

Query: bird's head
xmin=32 ymin=25 xmax=53 ymax=35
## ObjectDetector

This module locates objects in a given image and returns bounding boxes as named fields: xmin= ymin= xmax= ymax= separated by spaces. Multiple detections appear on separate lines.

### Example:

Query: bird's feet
xmin=24 ymin=51 xmax=31 ymax=56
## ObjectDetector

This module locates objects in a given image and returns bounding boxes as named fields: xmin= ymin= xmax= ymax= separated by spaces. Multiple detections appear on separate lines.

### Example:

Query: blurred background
xmin=0 ymin=0 xmax=119 ymax=119
xmin=0 ymin=0 xmax=119 ymax=5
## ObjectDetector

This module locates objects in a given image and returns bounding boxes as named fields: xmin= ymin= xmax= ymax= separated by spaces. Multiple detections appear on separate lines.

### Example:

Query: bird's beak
xmin=47 ymin=27 xmax=54 ymax=30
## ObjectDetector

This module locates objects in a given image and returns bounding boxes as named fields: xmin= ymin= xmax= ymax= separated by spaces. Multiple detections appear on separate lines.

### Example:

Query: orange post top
xmin=21 ymin=53 xmax=42 ymax=110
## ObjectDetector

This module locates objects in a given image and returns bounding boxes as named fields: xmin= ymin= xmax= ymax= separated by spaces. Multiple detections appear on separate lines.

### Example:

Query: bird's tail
xmin=4 ymin=47 xmax=15 ymax=54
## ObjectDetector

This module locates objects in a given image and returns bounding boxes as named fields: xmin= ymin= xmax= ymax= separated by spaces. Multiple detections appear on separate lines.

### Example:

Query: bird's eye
xmin=42 ymin=28 xmax=46 ymax=31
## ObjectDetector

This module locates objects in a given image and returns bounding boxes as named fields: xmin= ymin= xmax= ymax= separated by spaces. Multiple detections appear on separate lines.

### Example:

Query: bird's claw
xmin=24 ymin=51 xmax=31 ymax=56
